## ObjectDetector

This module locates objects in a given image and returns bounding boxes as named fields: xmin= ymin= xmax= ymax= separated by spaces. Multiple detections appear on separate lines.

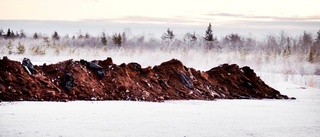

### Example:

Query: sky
xmin=0 ymin=0 xmax=319 ymax=38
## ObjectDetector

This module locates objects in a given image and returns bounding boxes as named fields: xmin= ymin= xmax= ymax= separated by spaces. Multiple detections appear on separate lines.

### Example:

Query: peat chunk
xmin=105 ymin=57 xmax=113 ymax=65
xmin=179 ymin=71 xmax=193 ymax=89
xmin=61 ymin=72 xmax=75 ymax=91
xmin=21 ymin=58 xmax=35 ymax=75
xmin=128 ymin=63 xmax=141 ymax=71
xmin=88 ymin=61 xmax=105 ymax=77
xmin=80 ymin=59 xmax=105 ymax=78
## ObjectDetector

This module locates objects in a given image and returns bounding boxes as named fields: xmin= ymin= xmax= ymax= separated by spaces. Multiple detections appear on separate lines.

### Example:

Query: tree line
xmin=1 ymin=24 xmax=319 ymax=63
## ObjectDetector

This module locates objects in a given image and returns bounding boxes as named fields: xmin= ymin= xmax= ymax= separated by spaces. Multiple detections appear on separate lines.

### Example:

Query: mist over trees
xmin=0 ymin=26 xmax=319 ymax=65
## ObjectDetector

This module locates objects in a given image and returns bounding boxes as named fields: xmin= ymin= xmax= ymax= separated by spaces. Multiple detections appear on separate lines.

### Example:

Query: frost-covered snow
xmin=1 ymin=82 xmax=319 ymax=137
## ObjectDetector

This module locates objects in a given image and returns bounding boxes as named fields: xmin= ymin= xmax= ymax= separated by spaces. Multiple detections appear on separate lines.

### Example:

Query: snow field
xmin=1 ymin=83 xmax=319 ymax=137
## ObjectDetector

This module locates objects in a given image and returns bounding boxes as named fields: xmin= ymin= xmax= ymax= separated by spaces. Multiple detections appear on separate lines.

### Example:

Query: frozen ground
xmin=0 ymin=82 xmax=319 ymax=137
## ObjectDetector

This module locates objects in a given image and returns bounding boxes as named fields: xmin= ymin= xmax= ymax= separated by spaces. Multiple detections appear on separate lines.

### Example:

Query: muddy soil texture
xmin=0 ymin=56 xmax=292 ymax=102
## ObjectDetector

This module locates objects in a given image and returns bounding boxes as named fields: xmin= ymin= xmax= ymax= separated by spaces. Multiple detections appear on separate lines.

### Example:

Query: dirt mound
xmin=0 ymin=56 xmax=292 ymax=102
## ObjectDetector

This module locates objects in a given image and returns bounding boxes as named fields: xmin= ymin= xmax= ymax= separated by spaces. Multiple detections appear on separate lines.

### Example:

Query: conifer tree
xmin=10 ymin=30 xmax=15 ymax=38
xmin=122 ymin=32 xmax=127 ymax=45
xmin=85 ymin=33 xmax=90 ymax=39
xmin=19 ymin=29 xmax=26 ymax=38
xmin=315 ymin=30 xmax=320 ymax=45
xmin=52 ymin=31 xmax=60 ymax=40
xmin=161 ymin=28 xmax=175 ymax=40
xmin=0 ymin=28 xmax=3 ymax=37
xmin=112 ymin=33 xmax=122 ymax=46
xmin=204 ymin=23 xmax=214 ymax=41
xmin=301 ymin=31 xmax=313 ymax=46
xmin=7 ymin=28 xmax=11 ymax=38
xmin=33 ymin=33 xmax=39 ymax=39
xmin=101 ymin=32 xmax=107 ymax=46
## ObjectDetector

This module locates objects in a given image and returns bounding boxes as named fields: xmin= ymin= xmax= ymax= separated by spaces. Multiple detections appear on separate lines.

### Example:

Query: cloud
xmin=224 ymin=20 xmax=320 ymax=29
xmin=86 ymin=16 xmax=211 ymax=25
xmin=79 ymin=14 xmax=320 ymax=35
xmin=82 ymin=12 xmax=320 ymax=28
xmin=203 ymin=12 xmax=320 ymax=29
xmin=205 ymin=12 xmax=320 ymax=21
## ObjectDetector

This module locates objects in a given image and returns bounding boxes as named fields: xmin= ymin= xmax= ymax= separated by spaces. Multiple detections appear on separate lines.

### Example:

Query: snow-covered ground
xmin=1 ymin=82 xmax=319 ymax=137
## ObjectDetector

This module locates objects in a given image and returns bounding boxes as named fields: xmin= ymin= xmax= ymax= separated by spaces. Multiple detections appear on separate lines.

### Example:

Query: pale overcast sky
xmin=0 ymin=0 xmax=319 ymax=37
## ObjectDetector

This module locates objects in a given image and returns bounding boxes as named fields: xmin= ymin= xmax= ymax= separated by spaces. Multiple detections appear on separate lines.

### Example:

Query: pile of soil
xmin=0 ymin=56 xmax=292 ymax=102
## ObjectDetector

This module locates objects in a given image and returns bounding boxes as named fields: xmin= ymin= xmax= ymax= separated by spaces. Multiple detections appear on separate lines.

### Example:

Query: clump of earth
xmin=0 ymin=56 xmax=292 ymax=102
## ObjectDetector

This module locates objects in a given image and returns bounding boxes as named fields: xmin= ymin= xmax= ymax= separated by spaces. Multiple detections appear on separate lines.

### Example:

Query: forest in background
xmin=0 ymin=24 xmax=319 ymax=77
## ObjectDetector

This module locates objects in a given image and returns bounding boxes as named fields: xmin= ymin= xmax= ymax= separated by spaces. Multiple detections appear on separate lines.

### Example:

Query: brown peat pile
xmin=0 ymin=56 xmax=292 ymax=102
